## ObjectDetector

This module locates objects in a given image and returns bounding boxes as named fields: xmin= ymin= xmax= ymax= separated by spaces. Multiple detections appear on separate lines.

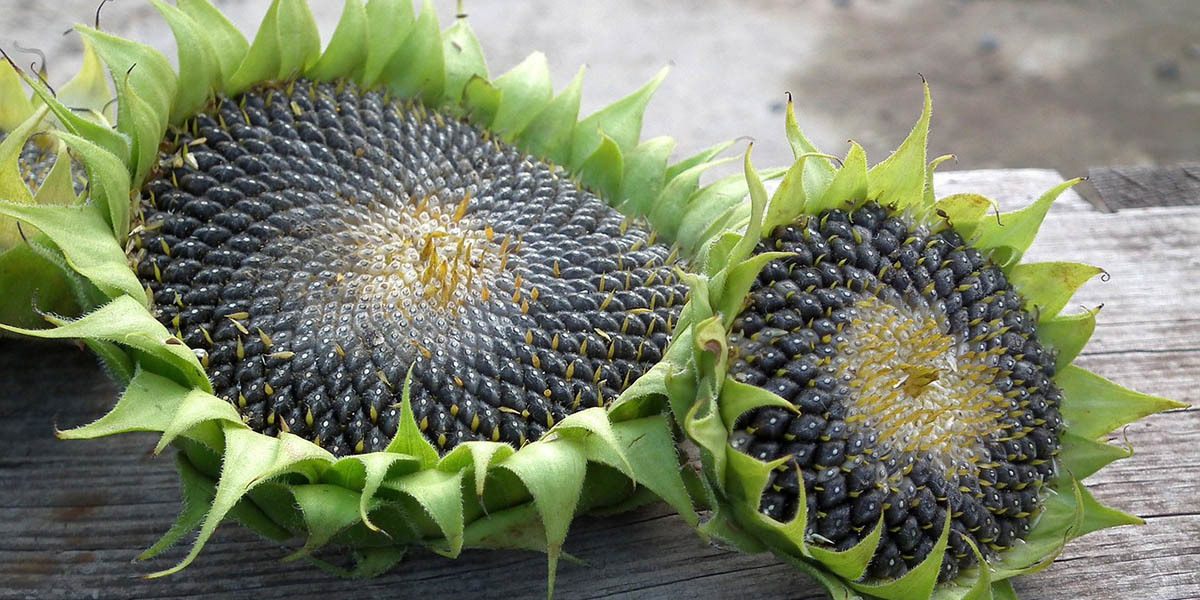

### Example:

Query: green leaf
xmin=1060 ymin=431 xmax=1132 ymax=481
xmin=155 ymin=388 xmax=245 ymax=453
xmin=285 ymin=484 xmax=364 ymax=559
xmin=151 ymin=428 xmax=330 ymax=577
xmin=570 ymin=67 xmax=667 ymax=168
xmin=0 ymin=244 xmax=79 ymax=330
xmin=866 ymin=82 xmax=931 ymax=212
xmin=55 ymin=129 xmax=132 ymax=241
xmin=178 ymin=0 xmax=250 ymax=90
xmin=1057 ymin=364 xmax=1185 ymax=440
xmin=19 ymin=69 xmax=130 ymax=164
xmin=576 ymin=134 xmax=624 ymax=201
xmin=359 ymin=0 xmax=415 ymax=88
xmin=618 ymin=136 xmax=674 ymax=215
xmin=717 ymin=378 xmax=797 ymax=433
xmin=112 ymin=76 xmax=164 ymax=185
xmin=615 ymin=416 xmax=699 ymax=526
xmin=665 ymin=140 xmax=735 ymax=182
xmin=141 ymin=453 xmax=218 ymax=560
xmin=384 ymin=369 xmax=441 ymax=469
xmin=57 ymin=368 xmax=188 ymax=440
xmin=993 ymin=479 xmax=1081 ymax=579
xmin=56 ymin=37 xmax=112 ymax=119
xmin=32 ymin=143 xmax=80 ymax=207
xmin=0 ymin=57 xmax=34 ymax=131
xmin=657 ymin=157 xmax=739 ymax=250
xmin=992 ymin=580 xmax=1019 ymax=600
xmin=305 ymin=0 xmax=368 ymax=82
xmin=227 ymin=0 xmax=320 ymax=94
xmin=491 ymin=52 xmax=554 ymax=138
xmin=725 ymin=146 xmax=768 ymax=272
xmin=972 ymin=178 xmax=1082 ymax=270
xmin=151 ymin=0 xmax=221 ymax=123
xmin=0 ymin=108 xmax=44 ymax=243
xmin=808 ymin=516 xmax=884 ymax=581
xmin=390 ymin=467 xmax=466 ymax=556
xmin=1008 ymin=262 xmax=1103 ymax=322
xmin=440 ymin=17 xmax=488 ymax=105
xmin=554 ymin=407 xmax=631 ymax=476
xmin=1076 ymin=480 xmax=1141 ymax=535
xmin=461 ymin=76 xmax=501 ymax=129
xmin=674 ymin=171 xmax=751 ymax=259
xmin=716 ymin=250 xmax=788 ymax=325
xmin=0 ymin=295 xmax=208 ymax=391
xmin=763 ymin=156 xmax=810 ymax=234
xmin=84 ymin=338 xmax=136 ymax=384
xmin=379 ymin=0 xmax=444 ymax=105
xmin=0 ymin=201 xmax=143 ymax=302
xmin=922 ymin=153 xmax=958 ymax=211
xmin=519 ymin=66 xmax=585 ymax=166
xmin=1038 ymin=308 xmax=1097 ymax=370
xmin=724 ymin=444 xmax=785 ymax=509
xmin=272 ymin=0 xmax=321 ymax=79
xmin=852 ymin=509 xmax=950 ymax=599
xmin=440 ymin=441 xmax=512 ymax=497
xmin=783 ymin=97 xmax=835 ymax=202
xmin=76 ymin=25 xmax=176 ymax=135
xmin=351 ymin=452 xmax=411 ymax=532
xmin=500 ymin=440 xmax=588 ymax=590
xmin=933 ymin=193 xmax=998 ymax=240
xmin=815 ymin=141 xmax=868 ymax=214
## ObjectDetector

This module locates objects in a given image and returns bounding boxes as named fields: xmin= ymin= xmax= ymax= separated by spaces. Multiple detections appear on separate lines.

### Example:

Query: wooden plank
xmin=1 ymin=172 xmax=1197 ymax=599
xmin=1087 ymin=163 xmax=1200 ymax=211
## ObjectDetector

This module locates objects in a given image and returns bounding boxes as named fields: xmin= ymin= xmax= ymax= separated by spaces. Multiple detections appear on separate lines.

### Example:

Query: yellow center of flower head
xmin=340 ymin=192 xmax=505 ymax=339
xmin=133 ymin=80 xmax=688 ymax=457
xmin=834 ymin=296 xmax=1008 ymax=476
xmin=727 ymin=202 xmax=1065 ymax=583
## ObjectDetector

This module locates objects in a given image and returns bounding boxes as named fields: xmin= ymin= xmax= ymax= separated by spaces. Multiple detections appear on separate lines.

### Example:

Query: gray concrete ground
xmin=3 ymin=1 xmax=1198 ymax=179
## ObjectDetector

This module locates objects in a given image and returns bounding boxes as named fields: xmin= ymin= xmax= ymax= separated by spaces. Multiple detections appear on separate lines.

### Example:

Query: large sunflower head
xmin=0 ymin=0 xmax=756 ymax=582
xmin=661 ymin=85 xmax=1185 ymax=598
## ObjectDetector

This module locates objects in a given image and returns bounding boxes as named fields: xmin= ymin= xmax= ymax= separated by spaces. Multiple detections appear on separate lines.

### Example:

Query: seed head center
xmin=336 ymin=193 xmax=507 ymax=351
xmin=834 ymin=296 xmax=1009 ymax=474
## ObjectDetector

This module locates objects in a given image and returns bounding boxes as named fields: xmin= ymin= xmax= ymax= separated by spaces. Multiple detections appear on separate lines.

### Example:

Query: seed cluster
xmin=133 ymin=80 xmax=687 ymax=457
xmin=727 ymin=203 xmax=1063 ymax=582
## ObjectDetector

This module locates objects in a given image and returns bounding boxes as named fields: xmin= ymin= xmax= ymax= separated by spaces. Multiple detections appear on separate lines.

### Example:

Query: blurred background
xmin=5 ymin=0 xmax=1199 ymax=192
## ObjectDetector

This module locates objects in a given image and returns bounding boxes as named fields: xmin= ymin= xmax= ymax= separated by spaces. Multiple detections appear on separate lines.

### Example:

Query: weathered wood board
xmin=1 ymin=170 xmax=1196 ymax=599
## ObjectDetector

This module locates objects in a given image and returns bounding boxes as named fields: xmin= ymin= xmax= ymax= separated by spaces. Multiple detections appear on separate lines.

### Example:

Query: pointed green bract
xmin=490 ymin=52 xmax=553 ymax=138
xmin=973 ymin=178 xmax=1082 ymax=270
xmin=152 ymin=0 xmax=221 ymax=123
xmin=1008 ymin=262 xmax=1103 ymax=321
xmin=178 ymin=0 xmax=249 ymax=88
xmin=0 ymin=59 xmax=34 ymax=131
xmin=227 ymin=0 xmax=320 ymax=95
xmin=570 ymin=67 xmax=667 ymax=168
xmin=1057 ymin=365 xmax=1185 ymax=440
xmin=1038 ymin=309 xmax=1097 ymax=369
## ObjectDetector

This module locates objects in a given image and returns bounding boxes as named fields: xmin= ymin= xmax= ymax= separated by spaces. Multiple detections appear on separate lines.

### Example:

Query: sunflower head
xmin=663 ymin=84 xmax=1186 ymax=598
xmin=0 ymin=0 xmax=761 ymax=583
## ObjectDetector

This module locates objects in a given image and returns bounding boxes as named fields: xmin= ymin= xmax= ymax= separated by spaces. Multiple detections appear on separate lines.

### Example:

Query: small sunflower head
xmin=668 ymin=83 xmax=1184 ymax=598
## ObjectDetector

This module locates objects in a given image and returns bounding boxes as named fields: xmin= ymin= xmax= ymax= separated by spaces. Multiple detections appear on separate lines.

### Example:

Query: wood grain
xmin=1 ymin=171 xmax=1197 ymax=600
xmin=1087 ymin=163 xmax=1200 ymax=211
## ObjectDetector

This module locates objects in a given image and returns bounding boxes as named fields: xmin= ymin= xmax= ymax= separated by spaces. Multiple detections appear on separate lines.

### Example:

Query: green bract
xmin=654 ymin=84 xmax=1185 ymax=599
xmin=0 ymin=0 xmax=755 ymax=586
